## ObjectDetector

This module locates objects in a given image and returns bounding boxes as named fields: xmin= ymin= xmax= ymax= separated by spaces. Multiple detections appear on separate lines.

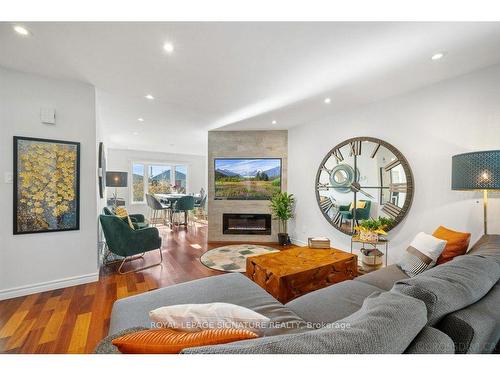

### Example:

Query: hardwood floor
xmin=0 ymin=222 xmax=288 ymax=354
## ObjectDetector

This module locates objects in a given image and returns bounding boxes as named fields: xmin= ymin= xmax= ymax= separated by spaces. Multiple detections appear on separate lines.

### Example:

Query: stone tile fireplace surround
xmin=207 ymin=130 xmax=288 ymax=243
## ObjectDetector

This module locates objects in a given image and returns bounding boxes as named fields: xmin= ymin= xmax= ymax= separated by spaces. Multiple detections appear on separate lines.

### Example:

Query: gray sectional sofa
xmin=100 ymin=235 xmax=500 ymax=354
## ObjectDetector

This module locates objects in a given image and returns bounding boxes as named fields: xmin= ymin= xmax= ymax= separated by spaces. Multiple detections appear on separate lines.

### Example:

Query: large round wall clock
xmin=315 ymin=137 xmax=414 ymax=235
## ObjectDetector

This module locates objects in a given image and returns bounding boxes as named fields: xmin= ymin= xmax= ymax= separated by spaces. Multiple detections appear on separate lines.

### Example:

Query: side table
xmin=350 ymin=236 xmax=389 ymax=273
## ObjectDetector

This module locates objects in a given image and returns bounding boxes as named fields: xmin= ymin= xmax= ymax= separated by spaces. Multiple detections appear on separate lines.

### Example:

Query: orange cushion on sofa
xmin=433 ymin=226 xmax=471 ymax=265
xmin=111 ymin=328 xmax=258 ymax=354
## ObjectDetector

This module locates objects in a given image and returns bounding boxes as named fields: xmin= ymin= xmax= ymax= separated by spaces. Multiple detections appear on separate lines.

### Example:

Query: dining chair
xmin=194 ymin=194 xmax=207 ymax=220
xmin=172 ymin=195 xmax=195 ymax=226
xmin=146 ymin=193 xmax=171 ymax=226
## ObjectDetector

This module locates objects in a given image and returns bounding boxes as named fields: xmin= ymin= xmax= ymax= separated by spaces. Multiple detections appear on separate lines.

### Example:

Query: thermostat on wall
xmin=40 ymin=108 xmax=56 ymax=125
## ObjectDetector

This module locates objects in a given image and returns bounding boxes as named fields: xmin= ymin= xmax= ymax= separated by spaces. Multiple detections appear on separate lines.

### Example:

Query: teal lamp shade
xmin=452 ymin=151 xmax=500 ymax=191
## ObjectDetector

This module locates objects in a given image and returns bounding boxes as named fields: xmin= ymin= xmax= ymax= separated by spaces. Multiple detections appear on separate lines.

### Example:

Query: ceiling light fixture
xmin=163 ymin=42 xmax=174 ymax=53
xmin=145 ymin=94 xmax=154 ymax=100
xmin=13 ymin=25 xmax=30 ymax=36
xmin=137 ymin=118 xmax=144 ymax=122
xmin=324 ymin=97 xmax=331 ymax=104
xmin=431 ymin=52 xmax=445 ymax=61
xmin=133 ymin=132 xmax=139 ymax=136
xmin=272 ymin=120 xmax=277 ymax=125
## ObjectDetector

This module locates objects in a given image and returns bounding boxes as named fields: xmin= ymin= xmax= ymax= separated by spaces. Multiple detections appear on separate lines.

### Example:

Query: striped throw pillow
xmin=398 ymin=232 xmax=447 ymax=277
xmin=112 ymin=328 xmax=258 ymax=354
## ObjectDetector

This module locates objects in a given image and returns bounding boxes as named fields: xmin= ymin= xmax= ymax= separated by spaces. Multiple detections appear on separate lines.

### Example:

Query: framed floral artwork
xmin=13 ymin=136 xmax=80 ymax=235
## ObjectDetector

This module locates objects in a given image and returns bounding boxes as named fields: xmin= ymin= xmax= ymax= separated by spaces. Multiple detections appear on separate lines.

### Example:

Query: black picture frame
xmin=98 ymin=142 xmax=106 ymax=199
xmin=13 ymin=136 xmax=81 ymax=235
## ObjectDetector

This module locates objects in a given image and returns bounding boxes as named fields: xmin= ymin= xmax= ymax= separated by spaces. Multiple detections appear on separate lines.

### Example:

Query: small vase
xmin=278 ymin=233 xmax=289 ymax=246
xmin=359 ymin=230 xmax=379 ymax=242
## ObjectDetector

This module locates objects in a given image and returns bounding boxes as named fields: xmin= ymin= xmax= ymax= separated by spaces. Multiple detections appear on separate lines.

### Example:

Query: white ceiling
xmin=2 ymin=22 xmax=500 ymax=155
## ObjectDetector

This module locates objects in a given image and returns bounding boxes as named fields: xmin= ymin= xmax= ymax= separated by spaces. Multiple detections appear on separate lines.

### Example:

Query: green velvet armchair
xmin=102 ymin=206 xmax=149 ymax=229
xmin=339 ymin=200 xmax=372 ymax=224
xmin=99 ymin=214 xmax=162 ymax=274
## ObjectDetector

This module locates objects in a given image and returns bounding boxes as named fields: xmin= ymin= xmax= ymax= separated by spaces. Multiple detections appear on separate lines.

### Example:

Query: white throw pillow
xmin=149 ymin=302 xmax=270 ymax=334
xmin=398 ymin=232 xmax=447 ymax=277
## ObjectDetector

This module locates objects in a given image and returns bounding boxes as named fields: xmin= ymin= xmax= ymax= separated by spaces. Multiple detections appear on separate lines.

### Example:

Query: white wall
xmin=289 ymin=64 xmax=500 ymax=263
xmin=106 ymin=148 xmax=206 ymax=216
xmin=0 ymin=67 xmax=98 ymax=299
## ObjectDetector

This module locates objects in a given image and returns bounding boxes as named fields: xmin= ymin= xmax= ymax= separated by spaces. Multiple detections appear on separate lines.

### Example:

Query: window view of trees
xmin=132 ymin=164 xmax=144 ymax=202
xmin=175 ymin=165 xmax=187 ymax=193
xmin=148 ymin=165 xmax=172 ymax=195
xmin=132 ymin=163 xmax=188 ymax=202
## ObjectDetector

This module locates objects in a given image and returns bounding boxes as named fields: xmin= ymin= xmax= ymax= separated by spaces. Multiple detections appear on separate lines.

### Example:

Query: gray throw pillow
xmin=182 ymin=291 xmax=427 ymax=354
xmin=393 ymin=254 xmax=500 ymax=326
xmin=404 ymin=326 xmax=455 ymax=354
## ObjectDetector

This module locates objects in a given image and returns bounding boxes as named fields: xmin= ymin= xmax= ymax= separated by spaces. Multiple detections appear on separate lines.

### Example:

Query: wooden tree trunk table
xmin=246 ymin=247 xmax=358 ymax=303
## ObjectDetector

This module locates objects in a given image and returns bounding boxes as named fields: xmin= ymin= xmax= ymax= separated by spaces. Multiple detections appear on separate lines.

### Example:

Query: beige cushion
xmin=149 ymin=302 xmax=270 ymax=335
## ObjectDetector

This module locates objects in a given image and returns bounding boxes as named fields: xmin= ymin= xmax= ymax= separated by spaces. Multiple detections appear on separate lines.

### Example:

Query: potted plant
xmin=269 ymin=192 xmax=295 ymax=246
xmin=354 ymin=217 xmax=394 ymax=242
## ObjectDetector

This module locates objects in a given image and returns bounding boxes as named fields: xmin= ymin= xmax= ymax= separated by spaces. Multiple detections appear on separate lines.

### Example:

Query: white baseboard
xmin=0 ymin=272 xmax=99 ymax=301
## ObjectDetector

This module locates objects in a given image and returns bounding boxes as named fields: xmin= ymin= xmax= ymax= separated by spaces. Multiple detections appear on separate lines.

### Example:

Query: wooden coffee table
xmin=246 ymin=247 xmax=357 ymax=303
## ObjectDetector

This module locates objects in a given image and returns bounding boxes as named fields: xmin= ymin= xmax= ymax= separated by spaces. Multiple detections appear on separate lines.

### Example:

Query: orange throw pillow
xmin=433 ymin=226 xmax=471 ymax=265
xmin=112 ymin=328 xmax=258 ymax=354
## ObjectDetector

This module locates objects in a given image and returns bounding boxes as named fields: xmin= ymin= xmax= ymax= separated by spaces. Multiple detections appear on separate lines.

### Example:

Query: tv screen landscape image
xmin=214 ymin=158 xmax=282 ymax=200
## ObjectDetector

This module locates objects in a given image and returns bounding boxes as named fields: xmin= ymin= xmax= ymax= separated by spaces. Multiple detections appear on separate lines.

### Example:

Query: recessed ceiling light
xmin=272 ymin=120 xmax=277 ymax=125
xmin=324 ymin=97 xmax=331 ymax=104
xmin=137 ymin=118 xmax=144 ymax=122
xmin=431 ymin=52 xmax=445 ymax=61
xmin=145 ymin=94 xmax=154 ymax=100
xmin=13 ymin=25 xmax=30 ymax=36
xmin=163 ymin=42 xmax=174 ymax=53
xmin=133 ymin=132 xmax=139 ymax=136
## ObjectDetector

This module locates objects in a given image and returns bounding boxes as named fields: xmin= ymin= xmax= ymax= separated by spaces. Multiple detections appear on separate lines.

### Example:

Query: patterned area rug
xmin=200 ymin=244 xmax=279 ymax=273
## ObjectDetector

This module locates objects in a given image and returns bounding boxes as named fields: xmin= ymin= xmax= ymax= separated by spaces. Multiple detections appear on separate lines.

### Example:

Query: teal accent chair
xmin=172 ymin=196 xmax=195 ymax=226
xmin=102 ymin=206 xmax=149 ymax=229
xmin=339 ymin=200 xmax=372 ymax=225
xmin=99 ymin=215 xmax=162 ymax=274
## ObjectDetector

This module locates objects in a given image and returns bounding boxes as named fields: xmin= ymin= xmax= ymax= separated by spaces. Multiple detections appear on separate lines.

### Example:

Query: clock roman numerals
xmin=349 ymin=141 xmax=362 ymax=156
xmin=381 ymin=202 xmax=402 ymax=219
xmin=370 ymin=143 xmax=381 ymax=158
xmin=331 ymin=149 xmax=344 ymax=162
xmin=384 ymin=158 xmax=401 ymax=171
xmin=320 ymin=197 xmax=335 ymax=213
xmin=317 ymin=182 xmax=332 ymax=191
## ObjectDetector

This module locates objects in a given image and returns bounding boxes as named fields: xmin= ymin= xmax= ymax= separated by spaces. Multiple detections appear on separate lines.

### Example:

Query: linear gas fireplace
xmin=222 ymin=213 xmax=272 ymax=235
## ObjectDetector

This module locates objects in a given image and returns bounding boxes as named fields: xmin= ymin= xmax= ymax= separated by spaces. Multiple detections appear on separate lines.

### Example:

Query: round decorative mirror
xmin=315 ymin=137 xmax=414 ymax=235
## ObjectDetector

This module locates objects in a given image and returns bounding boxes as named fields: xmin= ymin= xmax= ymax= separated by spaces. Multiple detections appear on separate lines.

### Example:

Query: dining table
xmin=154 ymin=193 xmax=201 ymax=206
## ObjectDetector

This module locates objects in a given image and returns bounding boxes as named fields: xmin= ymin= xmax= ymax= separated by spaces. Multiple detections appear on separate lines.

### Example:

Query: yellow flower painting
xmin=14 ymin=137 xmax=80 ymax=234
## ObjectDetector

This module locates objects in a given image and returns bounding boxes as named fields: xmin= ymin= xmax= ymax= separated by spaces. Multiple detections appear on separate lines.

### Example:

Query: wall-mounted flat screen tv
xmin=214 ymin=158 xmax=282 ymax=200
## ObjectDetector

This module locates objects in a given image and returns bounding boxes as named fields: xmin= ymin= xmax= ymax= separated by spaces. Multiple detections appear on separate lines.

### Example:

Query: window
xmin=131 ymin=162 xmax=189 ymax=203
xmin=132 ymin=163 xmax=145 ymax=202
xmin=148 ymin=165 xmax=172 ymax=194
xmin=175 ymin=165 xmax=187 ymax=193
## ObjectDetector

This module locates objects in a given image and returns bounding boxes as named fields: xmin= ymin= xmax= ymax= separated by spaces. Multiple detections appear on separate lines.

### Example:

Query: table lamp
xmin=106 ymin=171 xmax=128 ymax=207
xmin=452 ymin=150 xmax=500 ymax=234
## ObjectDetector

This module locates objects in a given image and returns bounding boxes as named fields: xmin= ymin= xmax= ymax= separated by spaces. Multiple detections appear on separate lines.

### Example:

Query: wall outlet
xmin=4 ymin=172 xmax=13 ymax=184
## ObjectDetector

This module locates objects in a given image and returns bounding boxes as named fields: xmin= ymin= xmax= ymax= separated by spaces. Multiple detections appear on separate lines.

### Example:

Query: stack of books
xmin=308 ymin=237 xmax=331 ymax=249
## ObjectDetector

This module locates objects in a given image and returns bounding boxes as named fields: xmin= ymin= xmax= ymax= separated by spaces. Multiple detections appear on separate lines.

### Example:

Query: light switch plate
xmin=40 ymin=108 xmax=56 ymax=124
xmin=4 ymin=172 xmax=13 ymax=184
